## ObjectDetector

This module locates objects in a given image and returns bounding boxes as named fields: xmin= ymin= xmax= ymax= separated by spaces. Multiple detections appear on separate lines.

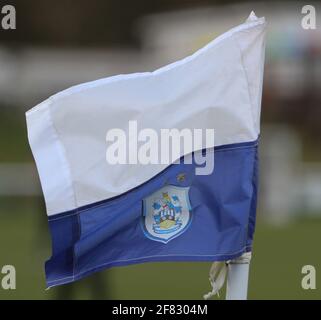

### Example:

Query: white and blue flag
xmin=26 ymin=13 xmax=266 ymax=288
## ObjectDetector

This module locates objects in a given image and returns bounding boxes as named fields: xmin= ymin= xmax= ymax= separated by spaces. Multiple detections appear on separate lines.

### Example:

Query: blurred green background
xmin=0 ymin=0 xmax=321 ymax=299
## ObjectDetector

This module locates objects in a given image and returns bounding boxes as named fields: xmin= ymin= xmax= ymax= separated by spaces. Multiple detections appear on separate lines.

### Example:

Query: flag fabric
xmin=26 ymin=12 xmax=266 ymax=288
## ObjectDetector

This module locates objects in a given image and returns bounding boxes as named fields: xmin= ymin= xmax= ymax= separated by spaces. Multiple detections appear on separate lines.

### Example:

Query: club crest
xmin=142 ymin=185 xmax=192 ymax=243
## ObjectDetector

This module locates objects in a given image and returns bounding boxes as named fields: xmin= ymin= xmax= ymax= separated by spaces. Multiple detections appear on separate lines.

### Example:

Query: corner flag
xmin=26 ymin=12 xmax=266 ymax=290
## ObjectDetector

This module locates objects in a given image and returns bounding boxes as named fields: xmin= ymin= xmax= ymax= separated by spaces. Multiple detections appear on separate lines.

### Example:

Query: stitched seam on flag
xmin=231 ymin=33 xmax=257 ymax=136
xmin=47 ymin=276 xmax=74 ymax=284
xmin=72 ymin=213 xmax=82 ymax=282
xmin=246 ymin=146 xmax=259 ymax=247
xmin=213 ymin=143 xmax=257 ymax=153
xmin=47 ymin=98 xmax=79 ymax=210
xmin=242 ymin=146 xmax=256 ymax=250
xmin=47 ymin=246 xmax=251 ymax=285
xmin=47 ymin=98 xmax=79 ymax=282
xmin=48 ymin=143 xmax=258 ymax=220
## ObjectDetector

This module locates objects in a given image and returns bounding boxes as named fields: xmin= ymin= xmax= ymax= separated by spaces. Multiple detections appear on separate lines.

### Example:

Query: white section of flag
xmin=26 ymin=12 xmax=266 ymax=216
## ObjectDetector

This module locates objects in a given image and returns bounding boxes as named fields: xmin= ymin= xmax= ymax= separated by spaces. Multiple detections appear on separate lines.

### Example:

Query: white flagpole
xmin=225 ymin=252 xmax=251 ymax=300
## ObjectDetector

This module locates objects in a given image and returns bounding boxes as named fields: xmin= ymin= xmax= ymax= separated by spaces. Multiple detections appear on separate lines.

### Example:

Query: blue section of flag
xmin=45 ymin=140 xmax=258 ymax=288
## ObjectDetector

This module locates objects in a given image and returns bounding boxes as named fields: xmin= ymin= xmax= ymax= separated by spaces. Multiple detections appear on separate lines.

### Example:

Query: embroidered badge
xmin=142 ymin=185 xmax=192 ymax=243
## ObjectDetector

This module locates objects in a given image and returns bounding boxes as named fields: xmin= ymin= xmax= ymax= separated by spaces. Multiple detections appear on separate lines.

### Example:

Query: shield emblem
xmin=142 ymin=185 xmax=192 ymax=243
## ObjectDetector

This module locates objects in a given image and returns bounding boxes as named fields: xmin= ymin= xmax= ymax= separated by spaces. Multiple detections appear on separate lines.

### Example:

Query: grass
xmin=0 ymin=197 xmax=320 ymax=300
